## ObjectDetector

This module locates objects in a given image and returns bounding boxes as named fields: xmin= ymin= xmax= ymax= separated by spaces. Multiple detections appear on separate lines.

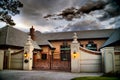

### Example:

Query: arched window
xmin=86 ymin=40 xmax=97 ymax=51
xmin=60 ymin=41 xmax=70 ymax=61
xmin=80 ymin=42 xmax=83 ymax=47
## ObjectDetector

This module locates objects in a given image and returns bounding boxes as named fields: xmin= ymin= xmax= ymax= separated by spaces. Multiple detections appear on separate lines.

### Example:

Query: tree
xmin=114 ymin=0 xmax=120 ymax=6
xmin=0 ymin=0 xmax=23 ymax=26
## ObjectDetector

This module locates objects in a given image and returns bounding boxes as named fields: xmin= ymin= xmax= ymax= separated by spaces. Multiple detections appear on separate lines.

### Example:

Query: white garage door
xmin=11 ymin=51 xmax=23 ymax=69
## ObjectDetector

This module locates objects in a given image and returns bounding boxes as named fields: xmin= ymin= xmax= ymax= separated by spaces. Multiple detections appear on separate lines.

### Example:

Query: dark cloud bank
xmin=19 ymin=0 xmax=120 ymax=32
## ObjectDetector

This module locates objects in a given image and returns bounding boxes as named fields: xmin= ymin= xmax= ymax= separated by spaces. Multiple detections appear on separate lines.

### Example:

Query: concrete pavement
xmin=0 ymin=70 xmax=103 ymax=80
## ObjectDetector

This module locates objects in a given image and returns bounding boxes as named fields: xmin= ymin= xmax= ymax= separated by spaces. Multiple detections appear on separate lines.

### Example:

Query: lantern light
xmin=24 ymin=52 xmax=28 ymax=58
xmin=73 ymin=51 xmax=77 ymax=58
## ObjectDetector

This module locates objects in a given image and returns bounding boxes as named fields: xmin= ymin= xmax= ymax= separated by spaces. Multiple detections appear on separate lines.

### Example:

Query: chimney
xmin=30 ymin=26 xmax=35 ymax=41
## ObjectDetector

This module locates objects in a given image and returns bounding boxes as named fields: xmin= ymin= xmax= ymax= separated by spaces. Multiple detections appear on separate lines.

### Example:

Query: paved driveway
xmin=0 ymin=70 xmax=102 ymax=80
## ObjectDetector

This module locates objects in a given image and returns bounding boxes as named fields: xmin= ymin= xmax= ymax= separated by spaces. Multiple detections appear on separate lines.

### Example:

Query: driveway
xmin=0 ymin=70 xmax=102 ymax=80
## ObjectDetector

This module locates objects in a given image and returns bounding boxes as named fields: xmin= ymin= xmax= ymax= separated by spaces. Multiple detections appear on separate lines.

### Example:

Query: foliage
xmin=0 ymin=0 xmax=23 ymax=26
xmin=72 ymin=72 xmax=120 ymax=80
xmin=71 ymin=77 xmax=119 ymax=80
xmin=102 ymin=71 xmax=120 ymax=78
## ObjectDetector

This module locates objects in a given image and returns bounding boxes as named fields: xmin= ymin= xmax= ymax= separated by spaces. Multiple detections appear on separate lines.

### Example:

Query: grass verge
xmin=71 ymin=77 xmax=119 ymax=80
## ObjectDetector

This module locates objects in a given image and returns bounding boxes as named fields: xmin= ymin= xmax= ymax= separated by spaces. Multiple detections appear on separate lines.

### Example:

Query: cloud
xmin=61 ymin=15 xmax=104 ymax=31
xmin=52 ymin=0 xmax=120 ymax=32
xmin=19 ymin=0 xmax=88 ymax=26
xmin=43 ymin=0 xmax=108 ymax=21
xmin=44 ymin=0 xmax=120 ymax=21
xmin=7 ymin=0 xmax=120 ymax=33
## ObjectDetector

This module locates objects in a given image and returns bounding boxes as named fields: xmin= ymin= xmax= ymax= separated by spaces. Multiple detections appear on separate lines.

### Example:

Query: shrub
xmin=102 ymin=71 xmax=120 ymax=78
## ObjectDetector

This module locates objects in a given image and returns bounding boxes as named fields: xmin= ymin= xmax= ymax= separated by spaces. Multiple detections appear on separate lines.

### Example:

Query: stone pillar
xmin=100 ymin=48 xmax=105 ymax=72
xmin=71 ymin=33 xmax=80 ymax=72
xmin=0 ymin=50 xmax=4 ymax=70
xmin=23 ymin=36 xmax=34 ymax=70
xmin=7 ymin=48 xmax=11 ymax=69
xmin=101 ymin=47 xmax=115 ymax=73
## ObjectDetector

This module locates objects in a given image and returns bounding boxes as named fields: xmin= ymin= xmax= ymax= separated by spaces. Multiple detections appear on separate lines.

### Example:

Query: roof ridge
xmin=101 ymin=28 xmax=120 ymax=48
xmin=5 ymin=26 xmax=9 ymax=45
xmin=1 ymin=25 xmax=28 ymax=34
xmin=10 ymin=26 xmax=27 ymax=34
xmin=42 ymin=28 xmax=116 ymax=34
xmin=2 ymin=25 xmax=27 ymax=45
xmin=0 ymin=25 xmax=10 ymax=45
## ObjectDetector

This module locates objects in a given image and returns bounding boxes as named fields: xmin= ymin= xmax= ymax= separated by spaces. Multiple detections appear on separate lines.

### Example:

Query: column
xmin=23 ymin=36 xmax=34 ymax=70
xmin=7 ymin=48 xmax=11 ymax=69
xmin=71 ymin=33 xmax=80 ymax=72
xmin=101 ymin=47 xmax=115 ymax=73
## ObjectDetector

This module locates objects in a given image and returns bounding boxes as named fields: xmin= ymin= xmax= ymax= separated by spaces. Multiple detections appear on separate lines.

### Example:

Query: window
xmin=80 ymin=44 xmax=83 ymax=47
xmin=86 ymin=40 xmax=97 ymax=51
xmin=41 ymin=54 xmax=47 ymax=60
xmin=60 ymin=41 xmax=70 ymax=61
xmin=80 ymin=42 xmax=83 ymax=47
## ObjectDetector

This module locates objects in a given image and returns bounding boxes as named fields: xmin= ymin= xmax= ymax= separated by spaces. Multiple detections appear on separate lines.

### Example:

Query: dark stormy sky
xmin=0 ymin=0 xmax=120 ymax=33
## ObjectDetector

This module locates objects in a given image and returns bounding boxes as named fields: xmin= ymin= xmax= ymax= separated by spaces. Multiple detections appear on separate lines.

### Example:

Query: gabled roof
xmin=35 ymin=31 xmax=50 ymax=45
xmin=0 ymin=25 xmax=41 ymax=50
xmin=35 ymin=29 xmax=115 ymax=41
xmin=102 ymin=28 xmax=120 ymax=48
xmin=0 ymin=25 xmax=116 ymax=49
xmin=0 ymin=26 xmax=8 ymax=45
xmin=35 ymin=31 xmax=55 ymax=49
xmin=32 ymin=41 xmax=41 ymax=50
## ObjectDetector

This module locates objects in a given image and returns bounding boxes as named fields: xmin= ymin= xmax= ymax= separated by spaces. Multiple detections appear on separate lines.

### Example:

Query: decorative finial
xmin=26 ymin=36 xmax=32 ymax=45
xmin=27 ymin=36 xmax=31 ymax=41
xmin=73 ymin=32 xmax=78 ymax=43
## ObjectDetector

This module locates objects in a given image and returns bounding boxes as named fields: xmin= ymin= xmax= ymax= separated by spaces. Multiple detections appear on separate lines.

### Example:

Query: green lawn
xmin=71 ymin=77 xmax=119 ymax=80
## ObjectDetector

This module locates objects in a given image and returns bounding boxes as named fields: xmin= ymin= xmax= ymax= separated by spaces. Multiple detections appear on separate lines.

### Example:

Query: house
xmin=0 ymin=25 xmax=120 ymax=73
xmin=0 ymin=25 xmax=41 ymax=70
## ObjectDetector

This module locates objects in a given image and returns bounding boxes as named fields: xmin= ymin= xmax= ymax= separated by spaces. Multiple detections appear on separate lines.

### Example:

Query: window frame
xmin=60 ymin=41 xmax=71 ymax=61
xmin=86 ymin=40 xmax=97 ymax=51
xmin=41 ymin=54 xmax=47 ymax=60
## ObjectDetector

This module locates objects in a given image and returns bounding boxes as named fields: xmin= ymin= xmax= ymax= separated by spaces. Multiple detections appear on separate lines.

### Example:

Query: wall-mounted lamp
xmin=24 ymin=52 xmax=28 ymax=58
xmin=73 ymin=51 xmax=77 ymax=58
